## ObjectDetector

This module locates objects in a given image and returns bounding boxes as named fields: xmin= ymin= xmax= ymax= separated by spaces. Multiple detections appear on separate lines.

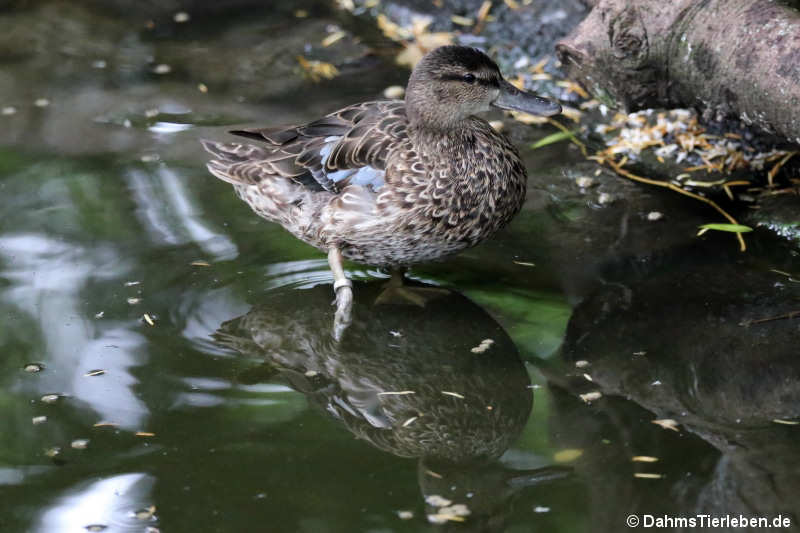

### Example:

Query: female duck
xmin=203 ymin=45 xmax=560 ymax=311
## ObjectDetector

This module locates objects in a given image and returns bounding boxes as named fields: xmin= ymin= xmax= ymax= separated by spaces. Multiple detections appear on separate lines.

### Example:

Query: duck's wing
xmin=202 ymin=101 xmax=407 ymax=194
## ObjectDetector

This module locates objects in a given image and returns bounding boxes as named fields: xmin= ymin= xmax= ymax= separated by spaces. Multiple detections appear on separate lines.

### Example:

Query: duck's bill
xmin=492 ymin=79 xmax=562 ymax=116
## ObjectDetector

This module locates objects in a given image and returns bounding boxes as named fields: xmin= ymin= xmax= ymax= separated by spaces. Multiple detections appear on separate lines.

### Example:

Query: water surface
xmin=1 ymin=2 xmax=798 ymax=532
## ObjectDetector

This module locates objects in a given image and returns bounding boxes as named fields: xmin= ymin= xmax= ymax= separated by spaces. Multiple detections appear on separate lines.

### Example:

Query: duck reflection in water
xmin=214 ymin=282 xmax=569 ymax=530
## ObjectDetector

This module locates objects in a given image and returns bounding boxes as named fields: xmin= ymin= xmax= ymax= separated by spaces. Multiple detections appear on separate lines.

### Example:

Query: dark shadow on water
xmin=550 ymin=240 xmax=800 ymax=531
xmin=214 ymin=281 xmax=570 ymax=531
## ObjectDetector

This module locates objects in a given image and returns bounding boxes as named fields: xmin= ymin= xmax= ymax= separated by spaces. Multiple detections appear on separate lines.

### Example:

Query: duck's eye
xmin=463 ymin=73 xmax=476 ymax=84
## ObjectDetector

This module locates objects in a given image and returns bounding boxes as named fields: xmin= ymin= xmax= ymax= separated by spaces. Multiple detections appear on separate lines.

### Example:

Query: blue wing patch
xmin=319 ymin=136 xmax=385 ymax=191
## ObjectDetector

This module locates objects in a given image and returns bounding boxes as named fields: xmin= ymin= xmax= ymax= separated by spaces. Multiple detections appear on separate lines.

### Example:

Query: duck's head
xmin=405 ymin=45 xmax=561 ymax=130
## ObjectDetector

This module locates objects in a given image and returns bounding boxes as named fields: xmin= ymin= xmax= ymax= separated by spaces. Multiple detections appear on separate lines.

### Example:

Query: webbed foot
xmin=374 ymin=270 xmax=449 ymax=307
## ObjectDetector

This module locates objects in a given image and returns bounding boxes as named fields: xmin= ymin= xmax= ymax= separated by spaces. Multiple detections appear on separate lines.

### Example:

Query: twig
xmin=547 ymin=118 xmax=587 ymax=156
xmin=599 ymin=157 xmax=748 ymax=252
xmin=739 ymin=310 xmax=800 ymax=327
xmin=767 ymin=152 xmax=797 ymax=187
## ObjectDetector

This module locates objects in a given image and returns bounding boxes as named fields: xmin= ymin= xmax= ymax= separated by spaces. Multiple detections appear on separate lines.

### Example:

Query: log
xmin=556 ymin=0 xmax=800 ymax=145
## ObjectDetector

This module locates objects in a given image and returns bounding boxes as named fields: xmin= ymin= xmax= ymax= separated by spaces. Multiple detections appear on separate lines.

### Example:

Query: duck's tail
xmin=200 ymin=139 xmax=316 ymax=230
xmin=200 ymin=139 xmax=269 ymax=186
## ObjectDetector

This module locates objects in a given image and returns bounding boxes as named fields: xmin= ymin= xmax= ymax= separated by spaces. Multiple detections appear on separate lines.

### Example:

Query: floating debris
xmin=94 ymin=311 xmax=105 ymax=319
xmin=44 ymin=446 xmax=61 ymax=458
xmin=24 ymin=363 xmax=45 ymax=373
xmin=513 ymin=260 xmax=535 ymax=266
xmin=143 ymin=314 xmax=155 ymax=326
xmin=71 ymin=439 xmax=90 ymax=449
xmin=191 ymin=260 xmax=211 ymax=267
xmin=389 ymin=330 xmax=402 ymax=337
xmin=772 ymin=419 xmax=800 ymax=425
xmin=127 ymin=297 xmax=141 ymax=305
xmin=294 ymin=9 xmax=308 ymax=18
xmin=84 ymin=369 xmax=106 ymax=377
xmin=2 ymin=106 xmax=17 ymax=116
xmin=553 ymin=448 xmax=583 ymax=463
xmin=152 ymin=64 xmax=172 ymax=75
xmin=651 ymin=380 xmax=662 ymax=386
xmin=579 ymin=391 xmax=602 ymax=403
xmin=425 ymin=495 xmax=453 ymax=507
xmin=383 ymin=85 xmax=405 ymax=99
xmin=32 ymin=416 xmax=48 ymax=425
xmin=597 ymin=192 xmax=614 ymax=205
xmin=41 ymin=394 xmax=60 ymax=404
xmin=401 ymin=416 xmax=418 ymax=427
xmin=34 ymin=98 xmax=50 ymax=108
xmin=425 ymin=469 xmax=443 ymax=479
xmin=441 ymin=391 xmax=465 ymax=399
xmin=125 ymin=281 xmax=141 ymax=287
xmin=197 ymin=83 xmax=208 ymax=93
xmin=574 ymin=360 xmax=590 ymax=368
xmin=397 ymin=510 xmax=414 ymax=520
xmin=633 ymin=351 xmax=647 ymax=356
xmin=575 ymin=176 xmax=595 ymax=188
xmin=428 ymin=503 xmax=471 ymax=524
xmin=93 ymin=421 xmax=118 ymax=428
xmin=140 ymin=154 xmax=159 ymax=163
xmin=533 ymin=506 xmax=551 ymax=513
xmin=144 ymin=108 xmax=159 ymax=118
xmin=304 ymin=370 xmax=318 ymax=377
xmin=470 ymin=338 xmax=494 ymax=354
xmin=647 ymin=211 xmax=664 ymax=221
xmin=135 ymin=431 xmax=156 ymax=437
xmin=91 ymin=59 xmax=107 ymax=69
xmin=652 ymin=419 xmax=680 ymax=432
xmin=583 ymin=373 xmax=593 ymax=382
xmin=377 ymin=390 xmax=415 ymax=396
xmin=173 ymin=11 xmax=190 ymax=23
xmin=85 ymin=525 xmax=107 ymax=532
xmin=632 ymin=456 xmax=659 ymax=463
xmin=634 ymin=473 xmax=663 ymax=479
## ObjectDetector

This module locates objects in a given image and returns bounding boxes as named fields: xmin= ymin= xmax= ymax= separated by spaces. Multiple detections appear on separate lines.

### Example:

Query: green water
xmin=1 ymin=2 xmax=799 ymax=532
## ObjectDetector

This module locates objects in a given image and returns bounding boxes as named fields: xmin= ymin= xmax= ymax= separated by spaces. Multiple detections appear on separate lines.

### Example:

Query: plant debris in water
xmin=652 ymin=419 xmax=680 ymax=432
xmin=553 ymin=448 xmax=583 ymax=463
xmin=470 ymin=338 xmax=494 ymax=353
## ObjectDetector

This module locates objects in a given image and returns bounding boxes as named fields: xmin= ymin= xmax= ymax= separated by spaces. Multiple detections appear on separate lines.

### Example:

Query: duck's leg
xmin=327 ymin=247 xmax=353 ymax=341
xmin=374 ymin=268 xmax=450 ymax=307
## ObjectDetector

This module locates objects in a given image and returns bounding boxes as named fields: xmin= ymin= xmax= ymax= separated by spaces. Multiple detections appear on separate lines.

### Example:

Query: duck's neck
xmin=408 ymin=119 xmax=482 ymax=157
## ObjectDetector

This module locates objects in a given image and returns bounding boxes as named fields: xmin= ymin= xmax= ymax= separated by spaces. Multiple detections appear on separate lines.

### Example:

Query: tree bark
xmin=556 ymin=0 xmax=800 ymax=145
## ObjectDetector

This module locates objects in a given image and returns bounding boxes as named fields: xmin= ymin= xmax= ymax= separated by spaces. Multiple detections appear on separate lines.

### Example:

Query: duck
xmin=202 ymin=45 xmax=561 ymax=316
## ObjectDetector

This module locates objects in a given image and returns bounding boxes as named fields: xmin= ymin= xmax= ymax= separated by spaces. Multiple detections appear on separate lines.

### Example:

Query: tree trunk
xmin=556 ymin=0 xmax=800 ymax=145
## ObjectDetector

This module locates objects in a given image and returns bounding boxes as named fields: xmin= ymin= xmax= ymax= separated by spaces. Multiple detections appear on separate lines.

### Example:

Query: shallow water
xmin=2 ymin=2 xmax=799 ymax=533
